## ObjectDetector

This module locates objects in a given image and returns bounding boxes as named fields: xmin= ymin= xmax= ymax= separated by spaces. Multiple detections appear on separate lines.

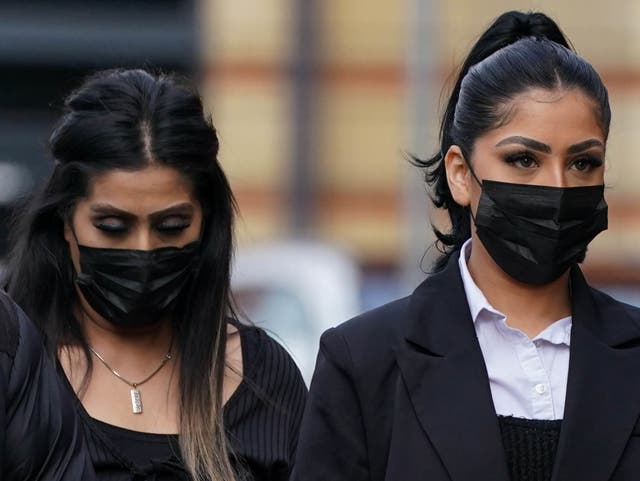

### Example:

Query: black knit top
xmin=498 ymin=415 xmax=562 ymax=481
xmin=69 ymin=324 xmax=308 ymax=481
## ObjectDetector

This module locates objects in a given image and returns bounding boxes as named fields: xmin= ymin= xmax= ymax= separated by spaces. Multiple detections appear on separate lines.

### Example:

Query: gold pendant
xmin=131 ymin=388 xmax=143 ymax=414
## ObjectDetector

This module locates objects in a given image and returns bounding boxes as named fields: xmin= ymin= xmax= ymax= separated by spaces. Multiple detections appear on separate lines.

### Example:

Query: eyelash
xmin=504 ymin=152 xmax=538 ymax=169
xmin=94 ymin=220 xmax=126 ymax=234
xmin=503 ymin=151 xmax=604 ymax=172
xmin=571 ymin=155 xmax=603 ymax=172
xmin=157 ymin=222 xmax=192 ymax=233
xmin=94 ymin=219 xmax=191 ymax=236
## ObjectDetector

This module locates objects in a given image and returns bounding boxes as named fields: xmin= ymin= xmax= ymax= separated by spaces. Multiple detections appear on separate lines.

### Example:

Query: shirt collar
xmin=457 ymin=239 xmax=571 ymax=346
xmin=458 ymin=238 xmax=502 ymax=323
xmin=535 ymin=316 xmax=572 ymax=346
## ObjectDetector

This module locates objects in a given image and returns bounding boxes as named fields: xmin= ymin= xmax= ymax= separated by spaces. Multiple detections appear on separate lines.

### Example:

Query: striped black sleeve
xmin=225 ymin=325 xmax=308 ymax=481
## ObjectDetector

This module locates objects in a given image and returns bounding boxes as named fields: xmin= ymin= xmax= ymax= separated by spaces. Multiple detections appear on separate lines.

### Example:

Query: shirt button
xmin=535 ymin=383 xmax=547 ymax=394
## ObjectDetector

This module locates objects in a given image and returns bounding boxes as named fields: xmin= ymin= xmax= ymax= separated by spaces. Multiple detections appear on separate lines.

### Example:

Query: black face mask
xmin=75 ymin=242 xmax=200 ymax=328
xmin=472 ymin=179 xmax=607 ymax=285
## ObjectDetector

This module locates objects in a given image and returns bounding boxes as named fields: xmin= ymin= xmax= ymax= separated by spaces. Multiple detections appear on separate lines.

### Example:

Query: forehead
xmin=482 ymin=88 xmax=605 ymax=146
xmin=84 ymin=165 xmax=197 ymax=211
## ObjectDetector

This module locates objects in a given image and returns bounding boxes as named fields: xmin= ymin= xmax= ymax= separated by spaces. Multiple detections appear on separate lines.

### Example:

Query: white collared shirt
xmin=458 ymin=239 xmax=571 ymax=420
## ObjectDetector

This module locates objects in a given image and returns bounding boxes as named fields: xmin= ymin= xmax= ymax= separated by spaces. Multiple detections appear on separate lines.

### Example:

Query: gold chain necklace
xmin=88 ymin=343 xmax=173 ymax=414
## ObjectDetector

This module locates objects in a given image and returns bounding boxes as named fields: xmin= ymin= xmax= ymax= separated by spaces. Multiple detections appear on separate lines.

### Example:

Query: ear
xmin=444 ymin=145 xmax=472 ymax=207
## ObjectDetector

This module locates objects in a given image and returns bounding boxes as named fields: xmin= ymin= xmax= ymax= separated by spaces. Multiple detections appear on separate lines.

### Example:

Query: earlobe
xmin=444 ymin=145 xmax=471 ymax=206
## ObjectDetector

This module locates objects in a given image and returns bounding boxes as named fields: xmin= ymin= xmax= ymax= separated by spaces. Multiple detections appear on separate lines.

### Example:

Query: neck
xmin=79 ymin=303 xmax=174 ymax=361
xmin=467 ymin=236 xmax=571 ymax=338
xmin=59 ymin=305 xmax=176 ymax=397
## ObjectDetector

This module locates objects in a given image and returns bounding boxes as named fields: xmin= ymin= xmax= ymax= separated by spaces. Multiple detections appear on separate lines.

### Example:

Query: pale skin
xmin=444 ymin=87 xmax=606 ymax=338
xmin=61 ymin=164 xmax=243 ymax=434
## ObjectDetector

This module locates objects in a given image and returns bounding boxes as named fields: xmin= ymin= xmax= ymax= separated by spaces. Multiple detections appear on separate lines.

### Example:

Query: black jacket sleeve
xmin=291 ymin=327 xmax=371 ymax=481
xmin=0 ymin=291 xmax=96 ymax=481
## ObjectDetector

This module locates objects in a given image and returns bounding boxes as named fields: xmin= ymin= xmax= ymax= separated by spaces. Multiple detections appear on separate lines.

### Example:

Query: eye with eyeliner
xmin=94 ymin=217 xmax=128 ymax=234
xmin=155 ymin=217 xmax=191 ymax=234
xmin=569 ymin=154 xmax=603 ymax=172
xmin=503 ymin=150 xmax=539 ymax=169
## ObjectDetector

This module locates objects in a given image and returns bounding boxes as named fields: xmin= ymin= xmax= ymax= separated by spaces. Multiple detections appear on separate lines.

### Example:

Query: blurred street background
xmin=2 ymin=0 xmax=639 ymax=381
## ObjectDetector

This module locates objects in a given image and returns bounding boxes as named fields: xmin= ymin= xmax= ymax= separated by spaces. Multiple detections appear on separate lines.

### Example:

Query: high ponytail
xmin=412 ymin=11 xmax=584 ymax=270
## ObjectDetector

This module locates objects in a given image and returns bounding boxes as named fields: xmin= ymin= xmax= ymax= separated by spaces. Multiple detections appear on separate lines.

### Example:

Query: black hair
xmin=415 ymin=11 xmax=611 ymax=269
xmin=5 ymin=69 xmax=239 ymax=481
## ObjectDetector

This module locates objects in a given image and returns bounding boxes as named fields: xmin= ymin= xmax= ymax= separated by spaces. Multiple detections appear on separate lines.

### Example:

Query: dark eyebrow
xmin=495 ymin=136 xmax=551 ymax=153
xmin=89 ymin=204 xmax=135 ymax=220
xmin=148 ymin=203 xmax=194 ymax=223
xmin=566 ymin=139 xmax=605 ymax=155
xmin=90 ymin=202 xmax=194 ymax=223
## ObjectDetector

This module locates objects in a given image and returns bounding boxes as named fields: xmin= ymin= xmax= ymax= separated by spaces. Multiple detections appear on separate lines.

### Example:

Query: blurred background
xmin=2 ymin=0 xmax=639 ymax=382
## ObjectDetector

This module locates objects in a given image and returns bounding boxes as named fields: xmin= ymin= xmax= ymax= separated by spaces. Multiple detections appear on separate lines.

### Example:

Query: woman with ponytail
xmin=293 ymin=11 xmax=640 ymax=481
xmin=6 ymin=69 xmax=307 ymax=481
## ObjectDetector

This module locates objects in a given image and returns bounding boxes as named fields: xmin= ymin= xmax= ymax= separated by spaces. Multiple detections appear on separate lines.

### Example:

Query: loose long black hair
xmin=415 ymin=11 xmax=611 ymax=269
xmin=6 ymin=69 xmax=238 ymax=481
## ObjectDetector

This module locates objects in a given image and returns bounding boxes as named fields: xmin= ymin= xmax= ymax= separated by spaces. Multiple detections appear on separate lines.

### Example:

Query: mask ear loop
xmin=460 ymin=152 xmax=483 ymax=224
xmin=59 ymin=209 xmax=89 ymax=282
xmin=69 ymin=227 xmax=81 ymax=247
xmin=59 ymin=205 xmax=82 ymax=248
xmin=460 ymin=151 xmax=483 ymax=188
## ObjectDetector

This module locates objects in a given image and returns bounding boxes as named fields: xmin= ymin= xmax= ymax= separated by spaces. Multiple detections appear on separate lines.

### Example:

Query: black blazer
xmin=292 ymin=254 xmax=640 ymax=481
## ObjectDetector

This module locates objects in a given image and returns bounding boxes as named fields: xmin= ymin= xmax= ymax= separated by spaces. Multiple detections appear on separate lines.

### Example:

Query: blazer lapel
xmin=395 ymin=254 xmax=510 ymax=481
xmin=552 ymin=267 xmax=640 ymax=481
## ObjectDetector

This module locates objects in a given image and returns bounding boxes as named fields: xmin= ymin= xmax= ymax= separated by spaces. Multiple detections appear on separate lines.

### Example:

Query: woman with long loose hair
xmin=293 ymin=11 xmax=640 ymax=481
xmin=6 ymin=69 xmax=306 ymax=481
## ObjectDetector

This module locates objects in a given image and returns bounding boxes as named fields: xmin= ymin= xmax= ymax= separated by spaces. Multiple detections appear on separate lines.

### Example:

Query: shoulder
xmin=227 ymin=324 xmax=307 ymax=456
xmin=0 ymin=292 xmax=97 ymax=480
xmin=320 ymin=296 xmax=412 ymax=373
xmin=223 ymin=325 xmax=308 ymax=472
xmin=0 ymin=290 xmax=21 ymax=358
xmin=0 ymin=289 xmax=52 ymax=397
xmin=591 ymin=287 xmax=640 ymax=313
xmin=574 ymin=281 xmax=640 ymax=348
xmin=236 ymin=323 xmax=307 ymax=406
xmin=332 ymin=295 xmax=412 ymax=338
xmin=589 ymin=286 xmax=640 ymax=327
xmin=0 ymin=289 xmax=47 ymax=375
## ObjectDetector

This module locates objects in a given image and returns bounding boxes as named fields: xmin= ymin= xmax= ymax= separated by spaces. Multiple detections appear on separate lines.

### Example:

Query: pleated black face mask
xmin=75 ymin=242 xmax=200 ymax=328
xmin=471 ymin=179 xmax=608 ymax=285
